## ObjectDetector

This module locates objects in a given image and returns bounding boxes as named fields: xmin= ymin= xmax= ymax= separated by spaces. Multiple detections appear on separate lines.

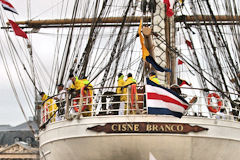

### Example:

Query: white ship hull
xmin=39 ymin=115 xmax=240 ymax=160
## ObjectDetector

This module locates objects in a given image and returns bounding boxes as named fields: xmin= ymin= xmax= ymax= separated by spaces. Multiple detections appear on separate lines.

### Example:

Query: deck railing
xmin=40 ymin=86 xmax=240 ymax=126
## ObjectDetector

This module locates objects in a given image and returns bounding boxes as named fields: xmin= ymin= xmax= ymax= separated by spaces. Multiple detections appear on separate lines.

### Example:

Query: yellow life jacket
xmin=81 ymin=79 xmax=93 ymax=96
xmin=123 ymin=77 xmax=136 ymax=95
xmin=70 ymin=79 xmax=84 ymax=90
xmin=117 ymin=75 xmax=125 ymax=94
xmin=125 ymin=77 xmax=136 ymax=86
xmin=150 ymin=75 xmax=160 ymax=85
xmin=45 ymin=99 xmax=58 ymax=112
xmin=41 ymin=94 xmax=48 ymax=101
xmin=42 ymin=94 xmax=58 ymax=112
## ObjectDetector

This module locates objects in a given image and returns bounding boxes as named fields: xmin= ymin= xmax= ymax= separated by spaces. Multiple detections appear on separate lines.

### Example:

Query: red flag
xmin=163 ymin=0 xmax=175 ymax=17
xmin=178 ymin=59 xmax=184 ymax=65
xmin=177 ymin=78 xmax=191 ymax=87
xmin=0 ymin=0 xmax=18 ymax=14
xmin=185 ymin=40 xmax=193 ymax=49
xmin=8 ymin=19 xmax=28 ymax=39
xmin=166 ymin=8 xmax=174 ymax=17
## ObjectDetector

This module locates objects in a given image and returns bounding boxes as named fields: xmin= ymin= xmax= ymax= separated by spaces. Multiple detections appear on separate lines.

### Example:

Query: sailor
xmin=121 ymin=73 xmax=136 ymax=101
xmin=40 ymin=92 xmax=58 ymax=122
xmin=54 ymin=84 xmax=66 ymax=117
xmin=40 ymin=92 xmax=48 ymax=101
xmin=216 ymin=108 xmax=227 ymax=120
xmin=149 ymin=71 xmax=160 ymax=85
xmin=54 ymin=84 xmax=66 ymax=101
xmin=70 ymin=76 xmax=82 ymax=91
xmin=66 ymin=74 xmax=74 ymax=90
xmin=170 ymin=84 xmax=198 ymax=116
xmin=78 ymin=76 xmax=93 ymax=117
xmin=117 ymin=73 xmax=126 ymax=100
xmin=81 ymin=76 xmax=93 ymax=89
xmin=115 ymin=73 xmax=125 ymax=115
xmin=170 ymin=84 xmax=182 ymax=95
xmin=69 ymin=76 xmax=83 ymax=113
xmin=125 ymin=73 xmax=136 ymax=86
xmin=123 ymin=73 xmax=137 ymax=114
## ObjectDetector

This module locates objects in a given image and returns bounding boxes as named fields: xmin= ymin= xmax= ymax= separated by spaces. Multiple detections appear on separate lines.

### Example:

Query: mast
xmin=3 ymin=15 xmax=240 ymax=28
xmin=27 ymin=42 xmax=40 ymax=125
xmin=150 ymin=0 xmax=175 ymax=86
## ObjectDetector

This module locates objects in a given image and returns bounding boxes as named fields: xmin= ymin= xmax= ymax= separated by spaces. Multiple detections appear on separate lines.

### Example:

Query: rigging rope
xmin=153 ymin=32 xmax=237 ymax=104
xmin=99 ymin=0 xmax=133 ymax=93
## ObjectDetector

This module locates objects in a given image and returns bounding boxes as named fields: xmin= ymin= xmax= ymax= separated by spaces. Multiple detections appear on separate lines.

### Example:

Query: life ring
xmin=73 ymin=92 xmax=80 ymax=112
xmin=207 ymin=93 xmax=222 ymax=113
xmin=73 ymin=98 xmax=79 ymax=112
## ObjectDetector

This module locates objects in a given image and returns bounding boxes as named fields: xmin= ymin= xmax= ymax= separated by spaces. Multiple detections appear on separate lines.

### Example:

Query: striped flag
xmin=146 ymin=78 xmax=188 ymax=118
xmin=0 ymin=0 xmax=18 ymax=14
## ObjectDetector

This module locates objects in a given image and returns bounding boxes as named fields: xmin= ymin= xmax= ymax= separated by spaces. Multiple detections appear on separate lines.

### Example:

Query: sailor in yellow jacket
xmin=70 ymin=76 xmax=93 ymax=116
xmin=69 ymin=76 xmax=83 ymax=110
xmin=70 ymin=76 xmax=83 ymax=91
xmin=81 ymin=77 xmax=93 ymax=92
xmin=117 ymin=73 xmax=126 ymax=101
xmin=41 ymin=92 xmax=48 ymax=101
xmin=80 ymin=76 xmax=93 ymax=117
xmin=123 ymin=73 xmax=137 ymax=96
xmin=116 ymin=73 xmax=126 ymax=115
xmin=125 ymin=73 xmax=136 ymax=85
xmin=149 ymin=71 xmax=160 ymax=85
xmin=40 ymin=92 xmax=58 ymax=122
xmin=123 ymin=73 xmax=137 ymax=114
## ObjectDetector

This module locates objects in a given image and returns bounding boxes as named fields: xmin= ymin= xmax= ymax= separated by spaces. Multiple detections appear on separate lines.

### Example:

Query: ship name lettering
xmin=177 ymin=125 xmax=184 ymax=131
xmin=111 ymin=124 xmax=118 ymax=131
xmin=146 ymin=124 xmax=184 ymax=132
xmin=146 ymin=124 xmax=152 ymax=131
xmin=111 ymin=124 xmax=140 ymax=132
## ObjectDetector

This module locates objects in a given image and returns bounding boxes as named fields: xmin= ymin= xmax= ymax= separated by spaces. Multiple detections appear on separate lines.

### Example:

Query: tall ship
xmin=1 ymin=0 xmax=240 ymax=160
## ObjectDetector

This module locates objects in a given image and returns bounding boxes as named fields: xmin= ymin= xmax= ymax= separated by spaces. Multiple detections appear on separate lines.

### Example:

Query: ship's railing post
xmin=44 ymin=104 xmax=47 ymax=124
xmin=65 ymin=92 xmax=71 ymax=120
xmin=51 ymin=103 xmax=55 ymax=122
xmin=77 ymin=94 xmax=83 ymax=119
xmin=127 ymin=87 xmax=130 ymax=115
xmin=133 ymin=85 xmax=141 ymax=114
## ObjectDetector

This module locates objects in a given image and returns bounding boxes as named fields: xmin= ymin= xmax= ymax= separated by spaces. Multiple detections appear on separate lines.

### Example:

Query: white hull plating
xmin=39 ymin=115 xmax=240 ymax=160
